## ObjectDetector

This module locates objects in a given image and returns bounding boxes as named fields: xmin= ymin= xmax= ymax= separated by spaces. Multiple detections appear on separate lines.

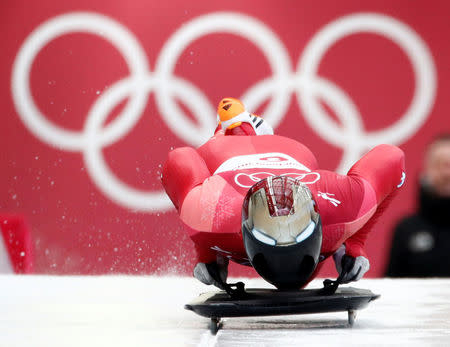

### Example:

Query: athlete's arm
xmin=161 ymin=147 xmax=211 ymax=210
xmin=162 ymin=147 xmax=244 ymax=263
xmin=348 ymin=144 xmax=405 ymax=204
xmin=345 ymin=144 xmax=405 ymax=257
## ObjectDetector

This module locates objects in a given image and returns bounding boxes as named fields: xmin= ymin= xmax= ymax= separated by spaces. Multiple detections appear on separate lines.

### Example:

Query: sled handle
xmin=321 ymin=256 xmax=355 ymax=295
xmin=223 ymin=281 xmax=248 ymax=299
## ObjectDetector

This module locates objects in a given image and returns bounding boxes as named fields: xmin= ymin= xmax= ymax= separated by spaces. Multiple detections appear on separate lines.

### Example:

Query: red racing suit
xmin=162 ymin=132 xmax=405 ymax=274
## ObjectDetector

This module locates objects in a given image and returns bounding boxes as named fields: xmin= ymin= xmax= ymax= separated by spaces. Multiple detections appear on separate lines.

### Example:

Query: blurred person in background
xmin=386 ymin=134 xmax=450 ymax=277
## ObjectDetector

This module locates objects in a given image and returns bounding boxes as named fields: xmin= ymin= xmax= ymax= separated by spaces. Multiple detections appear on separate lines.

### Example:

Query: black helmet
xmin=242 ymin=176 xmax=322 ymax=290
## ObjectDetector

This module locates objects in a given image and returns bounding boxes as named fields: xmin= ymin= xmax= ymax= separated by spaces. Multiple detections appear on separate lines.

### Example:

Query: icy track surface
xmin=2 ymin=276 xmax=450 ymax=346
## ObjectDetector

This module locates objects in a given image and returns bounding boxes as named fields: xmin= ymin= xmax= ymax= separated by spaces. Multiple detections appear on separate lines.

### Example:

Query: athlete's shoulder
xmin=200 ymin=132 xmax=309 ymax=147
xmin=198 ymin=134 xmax=318 ymax=171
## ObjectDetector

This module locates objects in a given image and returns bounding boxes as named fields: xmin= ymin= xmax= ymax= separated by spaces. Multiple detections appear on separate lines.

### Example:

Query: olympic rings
xmin=234 ymin=172 xmax=321 ymax=188
xmin=11 ymin=11 xmax=436 ymax=212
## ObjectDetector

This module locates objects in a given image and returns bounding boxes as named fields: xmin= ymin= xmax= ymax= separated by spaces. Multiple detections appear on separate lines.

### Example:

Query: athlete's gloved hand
xmin=193 ymin=256 xmax=229 ymax=289
xmin=333 ymin=245 xmax=370 ymax=284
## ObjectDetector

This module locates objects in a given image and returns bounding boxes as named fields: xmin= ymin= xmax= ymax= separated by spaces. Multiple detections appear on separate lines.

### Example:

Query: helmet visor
xmin=244 ymin=176 xmax=319 ymax=246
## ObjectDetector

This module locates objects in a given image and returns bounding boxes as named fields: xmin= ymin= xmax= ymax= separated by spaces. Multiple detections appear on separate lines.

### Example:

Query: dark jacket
xmin=386 ymin=182 xmax=450 ymax=277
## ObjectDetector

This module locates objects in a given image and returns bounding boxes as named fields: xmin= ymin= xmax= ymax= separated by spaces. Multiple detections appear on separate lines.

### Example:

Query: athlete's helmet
xmin=242 ymin=176 xmax=322 ymax=290
xmin=217 ymin=97 xmax=246 ymax=122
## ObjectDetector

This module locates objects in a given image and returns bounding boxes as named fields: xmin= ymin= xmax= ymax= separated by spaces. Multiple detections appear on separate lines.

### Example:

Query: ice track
xmin=1 ymin=275 xmax=450 ymax=346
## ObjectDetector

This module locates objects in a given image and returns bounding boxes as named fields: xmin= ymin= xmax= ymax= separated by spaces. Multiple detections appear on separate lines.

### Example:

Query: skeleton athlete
xmin=162 ymin=98 xmax=405 ymax=289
